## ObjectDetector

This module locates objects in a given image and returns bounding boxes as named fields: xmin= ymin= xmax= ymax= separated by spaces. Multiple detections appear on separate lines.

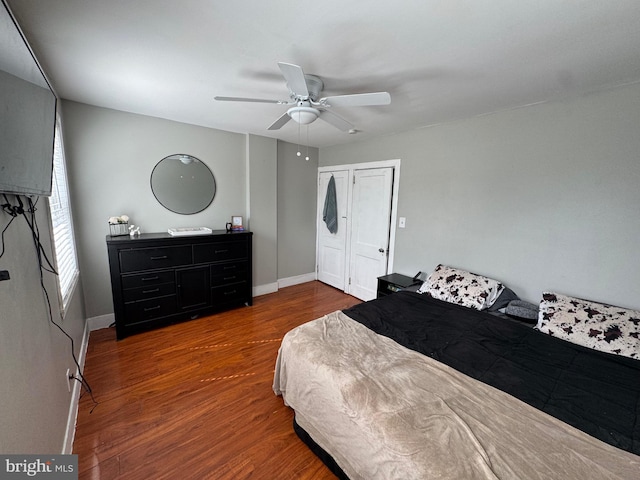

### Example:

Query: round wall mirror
xmin=150 ymin=154 xmax=216 ymax=214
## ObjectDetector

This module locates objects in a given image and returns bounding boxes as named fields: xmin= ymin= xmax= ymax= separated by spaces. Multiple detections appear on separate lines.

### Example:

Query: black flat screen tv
xmin=0 ymin=0 xmax=56 ymax=197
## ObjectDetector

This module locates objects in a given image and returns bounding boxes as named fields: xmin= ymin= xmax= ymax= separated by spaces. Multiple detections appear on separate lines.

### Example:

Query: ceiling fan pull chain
xmin=305 ymin=125 xmax=310 ymax=161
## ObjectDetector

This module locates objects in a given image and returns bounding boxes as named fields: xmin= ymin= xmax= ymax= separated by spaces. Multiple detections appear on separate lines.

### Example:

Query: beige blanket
xmin=273 ymin=311 xmax=640 ymax=480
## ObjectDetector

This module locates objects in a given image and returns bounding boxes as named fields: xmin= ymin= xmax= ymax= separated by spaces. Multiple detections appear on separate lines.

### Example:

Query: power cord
xmin=70 ymin=374 xmax=99 ymax=414
xmin=1 ymin=194 xmax=22 ymax=259
xmin=1 ymin=194 xmax=98 ymax=411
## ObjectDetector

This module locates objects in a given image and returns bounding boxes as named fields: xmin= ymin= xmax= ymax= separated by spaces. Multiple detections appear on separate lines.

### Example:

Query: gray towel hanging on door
xmin=323 ymin=175 xmax=338 ymax=234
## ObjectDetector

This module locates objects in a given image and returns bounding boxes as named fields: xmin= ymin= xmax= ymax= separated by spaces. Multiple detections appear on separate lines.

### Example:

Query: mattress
xmin=273 ymin=292 xmax=640 ymax=479
xmin=343 ymin=291 xmax=640 ymax=455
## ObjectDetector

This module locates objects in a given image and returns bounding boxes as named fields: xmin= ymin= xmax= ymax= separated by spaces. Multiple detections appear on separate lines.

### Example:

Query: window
xmin=49 ymin=115 xmax=79 ymax=312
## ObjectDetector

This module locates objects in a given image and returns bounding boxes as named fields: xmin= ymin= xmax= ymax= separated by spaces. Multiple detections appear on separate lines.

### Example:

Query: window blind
xmin=49 ymin=116 xmax=79 ymax=311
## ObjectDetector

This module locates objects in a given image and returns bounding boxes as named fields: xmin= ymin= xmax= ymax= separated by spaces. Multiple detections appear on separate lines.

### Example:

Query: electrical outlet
xmin=66 ymin=368 xmax=72 ymax=392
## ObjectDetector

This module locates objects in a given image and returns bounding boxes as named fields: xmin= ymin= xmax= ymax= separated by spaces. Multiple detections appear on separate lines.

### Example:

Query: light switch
xmin=398 ymin=217 xmax=406 ymax=228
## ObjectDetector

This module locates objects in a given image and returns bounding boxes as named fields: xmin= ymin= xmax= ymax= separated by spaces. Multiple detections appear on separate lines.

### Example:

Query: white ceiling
xmin=7 ymin=0 xmax=640 ymax=148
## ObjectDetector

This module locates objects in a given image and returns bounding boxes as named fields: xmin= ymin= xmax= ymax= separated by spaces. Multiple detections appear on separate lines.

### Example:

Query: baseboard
xmin=62 ymin=319 xmax=90 ymax=454
xmin=253 ymin=273 xmax=316 ymax=297
xmin=62 ymin=313 xmax=114 ymax=452
xmin=253 ymin=282 xmax=278 ymax=297
xmin=278 ymin=272 xmax=316 ymax=289
xmin=88 ymin=313 xmax=115 ymax=331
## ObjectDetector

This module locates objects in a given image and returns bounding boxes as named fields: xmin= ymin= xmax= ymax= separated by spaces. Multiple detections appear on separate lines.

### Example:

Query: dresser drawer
xmin=121 ymin=270 xmax=175 ymax=289
xmin=210 ymin=261 xmax=248 ymax=284
xmin=123 ymin=295 xmax=177 ymax=325
xmin=123 ymin=282 xmax=176 ymax=302
xmin=193 ymin=241 xmax=248 ymax=263
xmin=120 ymin=246 xmax=192 ymax=273
xmin=211 ymin=282 xmax=247 ymax=303
xmin=211 ymin=271 xmax=248 ymax=286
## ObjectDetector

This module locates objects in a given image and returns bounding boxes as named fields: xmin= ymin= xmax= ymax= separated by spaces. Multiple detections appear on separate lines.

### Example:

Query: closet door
xmin=316 ymin=170 xmax=349 ymax=290
xmin=348 ymin=167 xmax=394 ymax=301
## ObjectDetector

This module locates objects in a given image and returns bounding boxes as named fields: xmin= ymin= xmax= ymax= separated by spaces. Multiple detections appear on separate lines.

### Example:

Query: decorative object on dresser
xmin=230 ymin=216 xmax=244 ymax=231
xmin=167 ymin=226 xmax=213 ymax=236
xmin=108 ymin=215 xmax=130 ymax=236
xmin=376 ymin=273 xmax=419 ymax=298
xmin=106 ymin=230 xmax=252 ymax=339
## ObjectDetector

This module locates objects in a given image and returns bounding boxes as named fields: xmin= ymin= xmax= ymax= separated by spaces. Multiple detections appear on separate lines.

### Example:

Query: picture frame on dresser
xmin=231 ymin=215 xmax=244 ymax=231
xmin=106 ymin=230 xmax=252 ymax=339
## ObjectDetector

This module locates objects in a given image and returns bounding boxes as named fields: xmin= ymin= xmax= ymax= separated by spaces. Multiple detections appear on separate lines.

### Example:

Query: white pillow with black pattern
xmin=417 ymin=264 xmax=504 ymax=311
xmin=536 ymin=292 xmax=640 ymax=359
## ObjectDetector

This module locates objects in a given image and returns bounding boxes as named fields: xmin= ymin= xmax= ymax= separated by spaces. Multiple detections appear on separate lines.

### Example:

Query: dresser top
xmin=106 ymin=230 xmax=252 ymax=245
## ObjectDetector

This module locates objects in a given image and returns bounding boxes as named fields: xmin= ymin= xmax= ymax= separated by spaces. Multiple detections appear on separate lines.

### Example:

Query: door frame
xmin=316 ymin=159 xmax=401 ymax=295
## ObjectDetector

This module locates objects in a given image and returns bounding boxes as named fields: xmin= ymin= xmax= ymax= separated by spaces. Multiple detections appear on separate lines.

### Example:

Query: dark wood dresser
xmin=106 ymin=230 xmax=252 ymax=339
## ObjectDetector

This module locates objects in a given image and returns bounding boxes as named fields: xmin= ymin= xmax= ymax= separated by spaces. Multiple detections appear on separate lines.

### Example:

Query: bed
xmin=273 ymin=265 xmax=640 ymax=479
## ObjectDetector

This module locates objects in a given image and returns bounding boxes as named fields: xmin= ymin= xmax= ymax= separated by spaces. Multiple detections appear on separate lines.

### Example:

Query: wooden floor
xmin=74 ymin=281 xmax=361 ymax=479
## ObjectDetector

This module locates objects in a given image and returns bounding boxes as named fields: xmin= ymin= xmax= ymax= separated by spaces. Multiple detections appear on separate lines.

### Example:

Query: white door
xmin=316 ymin=170 xmax=349 ymax=290
xmin=348 ymin=167 xmax=394 ymax=301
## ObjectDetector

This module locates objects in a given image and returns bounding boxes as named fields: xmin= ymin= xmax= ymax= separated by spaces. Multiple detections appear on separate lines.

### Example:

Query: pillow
xmin=536 ymin=292 xmax=640 ymax=359
xmin=487 ymin=286 xmax=519 ymax=311
xmin=417 ymin=264 xmax=504 ymax=310
xmin=505 ymin=299 xmax=538 ymax=323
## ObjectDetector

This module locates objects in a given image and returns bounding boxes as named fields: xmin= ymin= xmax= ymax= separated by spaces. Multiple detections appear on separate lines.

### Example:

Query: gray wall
xmin=247 ymin=134 xmax=278 ymax=288
xmin=61 ymin=102 xmax=309 ymax=319
xmin=320 ymin=82 xmax=640 ymax=310
xmin=61 ymin=101 xmax=249 ymax=319
xmin=0 ymin=198 xmax=86 ymax=453
xmin=277 ymin=140 xmax=319 ymax=279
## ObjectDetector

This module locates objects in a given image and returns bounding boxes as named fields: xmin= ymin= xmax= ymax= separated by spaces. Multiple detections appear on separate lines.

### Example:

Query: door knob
xmin=378 ymin=248 xmax=385 ymax=253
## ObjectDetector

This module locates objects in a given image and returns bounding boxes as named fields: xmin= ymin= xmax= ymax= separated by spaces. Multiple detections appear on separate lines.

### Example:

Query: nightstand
xmin=377 ymin=273 xmax=419 ymax=298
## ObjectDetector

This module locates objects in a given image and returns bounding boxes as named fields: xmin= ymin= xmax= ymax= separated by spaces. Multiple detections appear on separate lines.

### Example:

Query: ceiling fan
xmin=214 ymin=62 xmax=391 ymax=132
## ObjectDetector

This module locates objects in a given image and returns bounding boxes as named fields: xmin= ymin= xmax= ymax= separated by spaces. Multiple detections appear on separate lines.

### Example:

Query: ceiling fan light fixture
xmin=216 ymin=63 xmax=391 ymax=133
xmin=287 ymin=106 xmax=319 ymax=125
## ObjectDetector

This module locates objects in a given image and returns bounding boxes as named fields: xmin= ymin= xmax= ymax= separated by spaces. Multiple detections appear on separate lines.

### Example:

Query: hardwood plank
xmin=74 ymin=281 xmax=361 ymax=479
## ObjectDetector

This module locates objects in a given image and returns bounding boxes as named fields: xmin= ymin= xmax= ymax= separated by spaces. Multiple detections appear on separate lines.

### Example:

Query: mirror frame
xmin=150 ymin=154 xmax=216 ymax=215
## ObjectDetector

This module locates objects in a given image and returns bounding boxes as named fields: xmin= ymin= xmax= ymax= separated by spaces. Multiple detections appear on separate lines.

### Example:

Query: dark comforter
xmin=343 ymin=291 xmax=640 ymax=456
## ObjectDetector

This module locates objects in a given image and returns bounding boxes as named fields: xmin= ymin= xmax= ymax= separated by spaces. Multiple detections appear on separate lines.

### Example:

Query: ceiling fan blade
xmin=214 ymin=96 xmax=285 ymax=104
xmin=267 ymin=112 xmax=292 ymax=130
xmin=321 ymin=92 xmax=391 ymax=107
xmin=318 ymin=110 xmax=354 ymax=132
xmin=278 ymin=62 xmax=309 ymax=98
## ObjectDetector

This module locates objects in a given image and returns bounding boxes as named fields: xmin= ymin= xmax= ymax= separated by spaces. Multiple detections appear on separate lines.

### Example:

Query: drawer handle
xmin=223 ymin=265 xmax=237 ymax=270
xmin=142 ymin=288 xmax=160 ymax=294
xmin=224 ymin=290 xmax=237 ymax=296
xmin=150 ymin=255 xmax=168 ymax=260
xmin=143 ymin=305 xmax=161 ymax=312
xmin=215 ymin=249 xmax=229 ymax=254
xmin=223 ymin=276 xmax=236 ymax=281
xmin=141 ymin=276 xmax=159 ymax=282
